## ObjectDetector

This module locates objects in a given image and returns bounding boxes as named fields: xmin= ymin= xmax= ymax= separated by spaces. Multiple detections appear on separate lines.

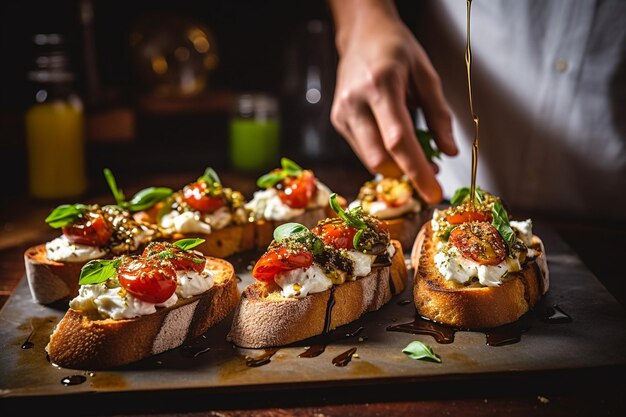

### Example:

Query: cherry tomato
xmin=312 ymin=221 xmax=358 ymax=250
xmin=446 ymin=209 xmax=492 ymax=225
xmin=133 ymin=202 xmax=164 ymax=225
xmin=118 ymin=257 xmax=177 ymax=304
xmin=449 ymin=222 xmax=507 ymax=266
xmin=142 ymin=241 xmax=206 ymax=273
xmin=62 ymin=211 xmax=113 ymax=247
xmin=377 ymin=178 xmax=413 ymax=208
xmin=252 ymin=246 xmax=313 ymax=283
xmin=182 ymin=181 xmax=225 ymax=214
xmin=277 ymin=170 xmax=317 ymax=209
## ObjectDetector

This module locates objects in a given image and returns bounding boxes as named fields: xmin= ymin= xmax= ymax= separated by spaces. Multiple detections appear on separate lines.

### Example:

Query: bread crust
xmin=45 ymin=257 xmax=238 ymax=370
xmin=411 ymin=222 xmax=549 ymax=329
xmin=227 ymin=240 xmax=407 ymax=348
xmin=24 ymin=244 xmax=95 ymax=305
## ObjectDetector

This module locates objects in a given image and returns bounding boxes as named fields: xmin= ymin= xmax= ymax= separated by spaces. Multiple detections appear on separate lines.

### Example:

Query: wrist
xmin=329 ymin=0 xmax=401 ymax=55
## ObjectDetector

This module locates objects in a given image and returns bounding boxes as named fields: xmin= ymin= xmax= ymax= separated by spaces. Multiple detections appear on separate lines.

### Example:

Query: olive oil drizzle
xmin=465 ymin=0 xmax=480 ymax=206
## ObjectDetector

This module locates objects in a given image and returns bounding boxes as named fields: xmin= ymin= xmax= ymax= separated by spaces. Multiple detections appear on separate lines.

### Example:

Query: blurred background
xmin=0 ymin=0 xmax=419 ymax=199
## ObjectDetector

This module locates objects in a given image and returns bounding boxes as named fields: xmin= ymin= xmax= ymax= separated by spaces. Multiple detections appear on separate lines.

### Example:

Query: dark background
xmin=0 ymin=0 xmax=420 ymax=198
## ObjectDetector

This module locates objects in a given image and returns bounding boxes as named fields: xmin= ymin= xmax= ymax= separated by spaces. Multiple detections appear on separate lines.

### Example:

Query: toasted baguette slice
xmin=227 ymin=240 xmax=407 ymax=348
xmin=45 ymin=257 xmax=238 ymax=370
xmin=169 ymin=221 xmax=257 ymax=259
xmin=24 ymin=244 xmax=95 ymax=305
xmin=411 ymin=222 xmax=549 ymax=329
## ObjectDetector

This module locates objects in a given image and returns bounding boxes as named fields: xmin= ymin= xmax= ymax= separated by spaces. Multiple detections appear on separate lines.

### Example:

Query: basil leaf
xmin=45 ymin=204 xmax=88 ymax=228
xmin=128 ymin=187 xmax=173 ymax=212
xmin=257 ymin=171 xmax=286 ymax=189
xmin=173 ymin=238 xmax=206 ymax=251
xmin=416 ymin=129 xmax=441 ymax=161
xmin=103 ymin=168 xmax=126 ymax=207
xmin=402 ymin=340 xmax=441 ymax=363
xmin=330 ymin=194 xmax=367 ymax=229
xmin=450 ymin=187 xmax=469 ymax=205
xmin=198 ymin=167 xmax=221 ymax=186
xmin=450 ymin=186 xmax=484 ymax=205
xmin=281 ymin=157 xmax=303 ymax=176
xmin=491 ymin=200 xmax=516 ymax=248
xmin=79 ymin=259 xmax=121 ymax=285
xmin=352 ymin=228 xmax=364 ymax=249
xmin=274 ymin=222 xmax=309 ymax=241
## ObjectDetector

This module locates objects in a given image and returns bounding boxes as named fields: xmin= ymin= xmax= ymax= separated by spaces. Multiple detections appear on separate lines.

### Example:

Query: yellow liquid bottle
xmin=26 ymin=100 xmax=86 ymax=198
xmin=25 ymin=34 xmax=86 ymax=199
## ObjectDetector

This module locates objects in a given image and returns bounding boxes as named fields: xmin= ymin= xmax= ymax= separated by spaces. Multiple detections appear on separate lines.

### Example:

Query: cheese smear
xmin=70 ymin=264 xmax=215 ymax=319
xmin=349 ymin=198 xmax=421 ymax=220
xmin=46 ymin=235 xmax=107 ymax=262
xmin=246 ymin=181 xmax=332 ymax=221
xmin=274 ymin=243 xmax=392 ymax=298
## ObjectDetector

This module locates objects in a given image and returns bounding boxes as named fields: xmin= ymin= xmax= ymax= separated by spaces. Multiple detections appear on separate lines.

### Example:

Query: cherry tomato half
xmin=446 ymin=209 xmax=492 ymax=225
xmin=312 ymin=221 xmax=358 ymax=250
xmin=62 ymin=211 xmax=113 ymax=247
xmin=252 ymin=246 xmax=313 ymax=283
xmin=449 ymin=222 xmax=507 ymax=266
xmin=278 ymin=170 xmax=317 ymax=209
xmin=182 ymin=181 xmax=225 ymax=214
xmin=142 ymin=241 xmax=206 ymax=273
xmin=118 ymin=257 xmax=177 ymax=304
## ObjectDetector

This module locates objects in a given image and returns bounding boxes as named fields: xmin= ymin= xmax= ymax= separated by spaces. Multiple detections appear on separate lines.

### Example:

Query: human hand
xmin=329 ymin=0 xmax=458 ymax=204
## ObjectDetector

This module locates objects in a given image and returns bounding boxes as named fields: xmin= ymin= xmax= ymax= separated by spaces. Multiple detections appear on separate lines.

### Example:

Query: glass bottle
xmin=25 ymin=33 xmax=86 ymax=199
xmin=229 ymin=93 xmax=280 ymax=173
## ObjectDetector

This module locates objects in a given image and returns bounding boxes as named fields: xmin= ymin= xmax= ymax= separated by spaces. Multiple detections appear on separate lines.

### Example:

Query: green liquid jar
xmin=229 ymin=94 xmax=280 ymax=173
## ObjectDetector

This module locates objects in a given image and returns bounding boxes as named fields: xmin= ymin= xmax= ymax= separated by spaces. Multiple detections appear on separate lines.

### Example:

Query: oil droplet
xmin=61 ymin=375 xmax=87 ymax=386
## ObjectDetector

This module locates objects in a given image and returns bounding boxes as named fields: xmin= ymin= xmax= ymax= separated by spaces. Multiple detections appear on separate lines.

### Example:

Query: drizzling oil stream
xmin=466 ymin=0 xmax=480 ymax=205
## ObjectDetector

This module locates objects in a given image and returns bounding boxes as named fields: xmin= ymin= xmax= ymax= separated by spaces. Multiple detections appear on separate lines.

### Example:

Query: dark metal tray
xmin=1 ymin=225 xmax=625 ymax=409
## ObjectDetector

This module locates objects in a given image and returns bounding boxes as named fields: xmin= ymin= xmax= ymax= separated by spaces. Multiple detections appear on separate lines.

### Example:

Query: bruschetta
xmin=411 ymin=187 xmax=549 ymax=328
xmin=227 ymin=193 xmax=408 ymax=348
xmin=348 ymin=174 xmax=428 ymax=250
xmin=134 ymin=167 xmax=256 ymax=258
xmin=245 ymin=157 xmax=340 ymax=249
xmin=46 ymin=238 xmax=239 ymax=370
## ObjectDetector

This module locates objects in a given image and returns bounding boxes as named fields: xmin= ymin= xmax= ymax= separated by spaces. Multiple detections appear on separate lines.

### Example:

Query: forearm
xmin=328 ymin=0 xmax=402 ymax=55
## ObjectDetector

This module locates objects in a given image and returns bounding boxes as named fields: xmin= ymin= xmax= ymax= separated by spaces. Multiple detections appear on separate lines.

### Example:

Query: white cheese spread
xmin=349 ymin=198 xmax=421 ymax=219
xmin=45 ymin=235 xmax=107 ymax=262
xmin=160 ymin=211 xmax=212 ymax=235
xmin=70 ymin=263 xmax=215 ymax=319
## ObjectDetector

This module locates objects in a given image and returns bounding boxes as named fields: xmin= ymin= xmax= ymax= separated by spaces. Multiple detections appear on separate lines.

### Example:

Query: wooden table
xmin=1 ymin=168 xmax=625 ymax=416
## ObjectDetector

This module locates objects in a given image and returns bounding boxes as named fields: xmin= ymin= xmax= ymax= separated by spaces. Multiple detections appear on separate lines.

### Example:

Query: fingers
xmin=410 ymin=48 xmax=458 ymax=157
xmin=331 ymin=88 xmax=403 ymax=179
xmin=367 ymin=72 xmax=443 ymax=204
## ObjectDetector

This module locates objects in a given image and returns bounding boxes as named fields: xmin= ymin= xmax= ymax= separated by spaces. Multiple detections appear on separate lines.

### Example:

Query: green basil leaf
xmin=79 ymin=258 xmax=122 ymax=285
xmin=45 ymin=204 xmax=88 ymax=228
xmin=402 ymin=340 xmax=441 ymax=363
xmin=173 ymin=238 xmax=206 ymax=251
xmin=256 ymin=171 xmax=286 ymax=188
xmin=128 ymin=187 xmax=173 ymax=212
xmin=450 ymin=187 xmax=470 ymax=205
xmin=352 ymin=228 xmax=364 ymax=249
xmin=330 ymin=194 xmax=367 ymax=229
xmin=491 ymin=200 xmax=516 ymax=248
xmin=450 ymin=186 xmax=484 ymax=205
xmin=103 ymin=168 xmax=126 ymax=207
xmin=198 ymin=167 xmax=221 ymax=186
xmin=273 ymin=222 xmax=309 ymax=241
xmin=416 ymin=129 xmax=441 ymax=161
xmin=281 ymin=157 xmax=303 ymax=176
